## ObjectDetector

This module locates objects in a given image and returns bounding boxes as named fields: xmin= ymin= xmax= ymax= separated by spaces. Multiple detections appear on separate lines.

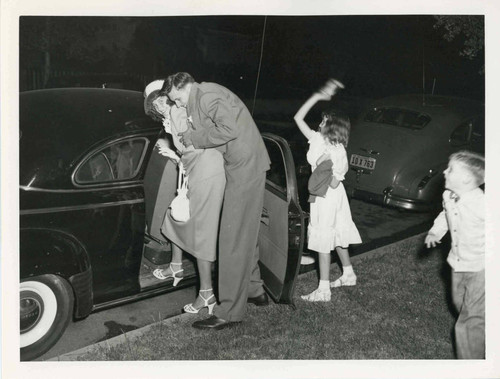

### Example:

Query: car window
xmin=471 ymin=116 xmax=485 ymax=143
xmin=449 ymin=122 xmax=471 ymax=146
xmin=264 ymin=138 xmax=287 ymax=193
xmin=75 ymin=137 xmax=148 ymax=184
xmin=364 ymin=107 xmax=431 ymax=129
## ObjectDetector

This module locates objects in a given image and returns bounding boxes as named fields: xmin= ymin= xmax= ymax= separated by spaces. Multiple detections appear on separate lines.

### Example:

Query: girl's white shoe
xmin=330 ymin=274 xmax=357 ymax=288
xmin=300 ymin=288 xmax=331 ymax=302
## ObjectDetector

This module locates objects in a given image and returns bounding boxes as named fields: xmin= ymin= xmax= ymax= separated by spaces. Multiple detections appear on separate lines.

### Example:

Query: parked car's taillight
xmin=417 ymin=169 xmax=439 ymax=190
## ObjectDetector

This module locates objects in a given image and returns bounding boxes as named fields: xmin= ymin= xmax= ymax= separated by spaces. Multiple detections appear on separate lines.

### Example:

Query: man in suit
xmin=161 ymin=72 xmax=271 ymax=329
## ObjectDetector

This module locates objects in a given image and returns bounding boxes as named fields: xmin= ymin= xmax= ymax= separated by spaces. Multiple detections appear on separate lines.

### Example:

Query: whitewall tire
xmin=20 ymin=275 xmax=73 ymax=361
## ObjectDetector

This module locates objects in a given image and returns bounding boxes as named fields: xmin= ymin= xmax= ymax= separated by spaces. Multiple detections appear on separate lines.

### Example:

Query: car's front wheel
xmin=20 ymin=275 xmax=74 ymax=361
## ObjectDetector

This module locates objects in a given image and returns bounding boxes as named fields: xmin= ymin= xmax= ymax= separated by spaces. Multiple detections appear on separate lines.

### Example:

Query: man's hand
xmin=425 ymin=233 xmax=441 ymax=249
xmin=178 ymin=130 xmax=193 ymax=147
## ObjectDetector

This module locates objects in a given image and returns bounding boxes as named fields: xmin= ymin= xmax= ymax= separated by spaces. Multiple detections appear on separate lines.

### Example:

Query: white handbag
xmin=169 ymin=163 xmax=190 ymax=222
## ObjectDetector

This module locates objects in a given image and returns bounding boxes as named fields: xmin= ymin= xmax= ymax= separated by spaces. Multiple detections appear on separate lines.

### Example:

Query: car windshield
xmin=364 ymin=107 xmax=431 ymax=129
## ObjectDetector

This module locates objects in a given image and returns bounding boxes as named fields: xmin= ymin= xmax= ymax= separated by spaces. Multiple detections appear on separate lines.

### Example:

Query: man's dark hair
xmin=160 ymin=72 xmax=195 ymax=95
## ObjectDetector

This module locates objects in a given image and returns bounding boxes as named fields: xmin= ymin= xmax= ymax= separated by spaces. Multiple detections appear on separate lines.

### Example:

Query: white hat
xmin=144 ymin=80 xmax=165 ymax=98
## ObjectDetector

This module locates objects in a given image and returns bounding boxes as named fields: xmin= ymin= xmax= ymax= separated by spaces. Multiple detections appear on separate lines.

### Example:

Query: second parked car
xmin=343 ymin=94 xmax=484 ymax=211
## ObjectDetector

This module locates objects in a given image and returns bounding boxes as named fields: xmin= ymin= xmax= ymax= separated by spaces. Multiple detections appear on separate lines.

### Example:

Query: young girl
xmin=294 ymin=79 xmax=362 ymax=302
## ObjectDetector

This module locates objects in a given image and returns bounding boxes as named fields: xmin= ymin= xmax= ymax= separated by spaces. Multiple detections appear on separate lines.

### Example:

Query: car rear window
xmin=364 ymin=107 xmax=431 ymax=129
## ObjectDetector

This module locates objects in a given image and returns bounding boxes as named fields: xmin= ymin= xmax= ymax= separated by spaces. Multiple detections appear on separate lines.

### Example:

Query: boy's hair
xmin=160 ymin=72 xmax=195 ymax=96
xmin=320 ymin=109 xmax=351 ymax=148
xmin=450 ymin=150 xmax=485 ymax=186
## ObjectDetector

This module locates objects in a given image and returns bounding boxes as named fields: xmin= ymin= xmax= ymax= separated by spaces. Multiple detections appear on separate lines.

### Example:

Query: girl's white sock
xmin=343 ymin=265 xmax=355 ymax=276
xmin=318 ymin=280 xmax=330 ymax=291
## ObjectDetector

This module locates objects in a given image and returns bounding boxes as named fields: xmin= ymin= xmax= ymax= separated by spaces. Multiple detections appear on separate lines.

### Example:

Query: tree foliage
xmin=433 ymin=15 xmax=484 ymax=61
xmin=20 ymin=17 xmax=137 ymax=86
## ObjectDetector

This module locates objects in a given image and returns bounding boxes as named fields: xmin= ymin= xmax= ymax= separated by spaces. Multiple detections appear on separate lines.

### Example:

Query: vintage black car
xmin=343 ymin=95 xmax=485 ymax=211
xmin=20 ymin=88 xmax=306 ymax=360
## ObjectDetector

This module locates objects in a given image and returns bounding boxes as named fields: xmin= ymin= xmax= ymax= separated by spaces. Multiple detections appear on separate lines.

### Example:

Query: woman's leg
xmin=191 ymin=258 xmax=215 ymax=308
xmin=160 ymin=243 xmax=183 ymax=276
xmin=197 ymin=258 xmax=212 ymax=290
xmin=153 ymin=243 xmax=184 ymax=284
xmin=171 ymin=243 xmax=183 ymax=264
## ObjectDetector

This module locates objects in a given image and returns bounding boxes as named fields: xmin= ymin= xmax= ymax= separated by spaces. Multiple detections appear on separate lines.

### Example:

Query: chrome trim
xmin=20 ymin=182 xmax=142 ymax=193
xmin=360 ymin=148 xmax=380 ymax=155
xmin=20 ymin=198 xmax=144 ymax=215
xmin=351 ymin=188 xmax=433 ymax=212
xmin=92 ymin=276 xmax=197 ymax=312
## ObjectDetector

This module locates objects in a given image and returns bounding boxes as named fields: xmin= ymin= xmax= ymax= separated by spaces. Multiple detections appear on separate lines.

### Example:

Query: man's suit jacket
xmin=186 ymin=82 xmax=270 ymax=183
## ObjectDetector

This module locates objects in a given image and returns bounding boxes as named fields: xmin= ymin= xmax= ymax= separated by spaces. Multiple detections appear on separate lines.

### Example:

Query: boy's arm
xmin=425 ymin=210 xmax=448 ymax=248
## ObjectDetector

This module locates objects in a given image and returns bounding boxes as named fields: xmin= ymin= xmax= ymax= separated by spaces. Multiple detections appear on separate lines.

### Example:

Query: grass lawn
xmin=77 ymin=233 xmax=456 ymax=360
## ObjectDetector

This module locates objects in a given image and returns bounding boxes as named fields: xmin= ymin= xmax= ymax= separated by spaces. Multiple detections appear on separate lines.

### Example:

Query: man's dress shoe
xmin=247 ymin=292 xmax=269 ymax=306
xmin=192 ymin=315 xmax=239 ymax=330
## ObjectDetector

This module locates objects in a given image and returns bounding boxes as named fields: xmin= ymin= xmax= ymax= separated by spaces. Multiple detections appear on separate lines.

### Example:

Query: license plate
xmin=350 ymin=154 xmax=376 ymax=170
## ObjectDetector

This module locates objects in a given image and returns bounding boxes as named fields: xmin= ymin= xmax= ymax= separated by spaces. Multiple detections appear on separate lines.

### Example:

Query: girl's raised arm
xmin=293 ymin=92 xmax=327 ymax=140
xmin=293 ymin=79 xmax=344 ymax=141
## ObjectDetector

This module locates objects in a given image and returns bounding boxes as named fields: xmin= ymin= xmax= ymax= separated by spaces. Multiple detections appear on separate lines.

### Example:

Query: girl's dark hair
xmin=160 ymin=72 xmax=195 ymax=96
xmin=144 ymin=89 xmax=173 ymax=122
xmin=320 ymin=109 xmax=351 ymax=148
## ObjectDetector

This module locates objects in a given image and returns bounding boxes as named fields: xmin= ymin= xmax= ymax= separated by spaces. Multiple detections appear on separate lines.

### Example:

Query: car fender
xmin=410 ymin=162 xmax=447 ymax=203
xmin=20 ymin=228 xmax=93 ymax=318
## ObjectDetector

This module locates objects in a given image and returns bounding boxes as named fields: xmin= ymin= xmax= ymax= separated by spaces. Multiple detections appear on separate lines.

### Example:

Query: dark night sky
xmin=19 ymin=15 xmax=485 ymax=101
xmin=188 ymin=15 xmax=484 ymax=100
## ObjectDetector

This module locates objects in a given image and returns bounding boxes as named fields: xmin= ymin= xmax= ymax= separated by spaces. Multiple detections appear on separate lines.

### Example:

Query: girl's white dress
xmin=307 ymin=132 xmax=362 ymax=254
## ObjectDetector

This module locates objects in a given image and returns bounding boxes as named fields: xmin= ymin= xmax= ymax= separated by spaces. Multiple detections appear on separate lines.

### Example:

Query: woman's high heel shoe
xmin=152 ymin=262 xmax=184 ymax=286
xmin=183 ymin=289 xmax=216 ymax=315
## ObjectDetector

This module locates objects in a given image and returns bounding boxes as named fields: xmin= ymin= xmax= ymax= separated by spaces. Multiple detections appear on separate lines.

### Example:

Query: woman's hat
xmin=144 ymin=80 xmax=165 ymax=98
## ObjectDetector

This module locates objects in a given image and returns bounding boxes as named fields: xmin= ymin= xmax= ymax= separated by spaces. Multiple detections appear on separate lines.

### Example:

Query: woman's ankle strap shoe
xmin=152 ymin=263 xmax=184 ymax=286
xmin=184 ymin=291 xmax=216 ymax=314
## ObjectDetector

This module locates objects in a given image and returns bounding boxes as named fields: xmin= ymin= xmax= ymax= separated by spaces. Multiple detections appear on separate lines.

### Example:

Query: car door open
xmin=260 ymin=133 xmax=305 ymax=307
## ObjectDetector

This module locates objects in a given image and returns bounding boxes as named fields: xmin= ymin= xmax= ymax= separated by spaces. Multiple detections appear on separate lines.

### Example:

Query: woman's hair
xmin=320 ymin=109 xmax=351 ymax=148
xmin=144 ymin=89 xmax=173 ymax=122
xmin=160 ymin=72 xmax=195 ymax=96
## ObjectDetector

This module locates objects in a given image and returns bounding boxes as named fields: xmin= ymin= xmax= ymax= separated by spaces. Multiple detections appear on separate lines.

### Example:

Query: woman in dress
xmin=144 ymin=80 xmax=226 ymax=314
